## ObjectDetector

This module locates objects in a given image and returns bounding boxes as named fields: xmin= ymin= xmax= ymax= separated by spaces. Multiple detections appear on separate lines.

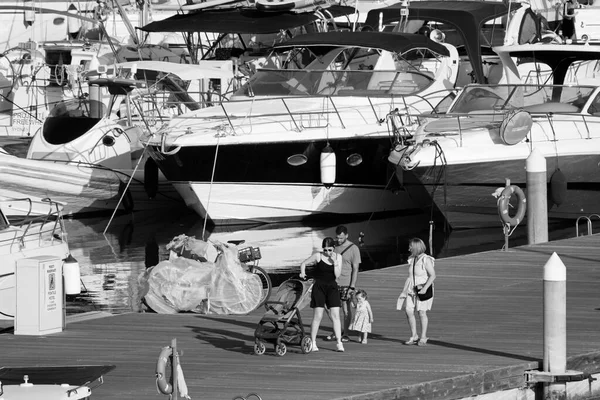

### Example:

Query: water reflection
xmin=63 ymin=208 xmax=587 ymax=315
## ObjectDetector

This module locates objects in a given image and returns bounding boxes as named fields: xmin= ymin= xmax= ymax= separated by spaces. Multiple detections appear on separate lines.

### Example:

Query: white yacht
xmin=390 ymin=37 xmax=600 ymax=228
xmin=0 ymin=0 xmax=187 ymax=137
xmin=142 ymin=30 xmax=461 ymax=225
xmin=0 ymin=60 xmax=234 ymax=217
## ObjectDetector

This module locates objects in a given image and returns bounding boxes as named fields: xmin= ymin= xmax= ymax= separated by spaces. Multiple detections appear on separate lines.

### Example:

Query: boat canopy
xmin=116 ymin=61 xmax=234 ymax=80
xmin=272 ymin=31 xmax=450 ymax=56
xmin=364 ymin=1 xmax=518 ymax=83
xmin=448 ymin=84 xmax=597 ymax=114
xmin=494 ymin=43 xmax=600 ymax=85
xmin=140 ymin=5 xmax=355 ymax=34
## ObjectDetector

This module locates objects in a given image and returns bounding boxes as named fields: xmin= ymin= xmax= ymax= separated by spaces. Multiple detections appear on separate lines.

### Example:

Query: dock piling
xmin=543 ymin=252 xmax=567 ymax=399
xmin=526 ymin=148 xmax=548 ymax=244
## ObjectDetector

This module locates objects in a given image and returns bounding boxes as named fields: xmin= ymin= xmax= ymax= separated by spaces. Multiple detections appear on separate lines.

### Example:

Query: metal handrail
xmin=420 ymin=109 xmax=598 ymax=148
xmin=575 ymin=214 xmax=600 ymax=236
xmin=207 ymin=89 xmax=458 ymax=138
xmin=2 ymin=197 xmax=66 ymax=250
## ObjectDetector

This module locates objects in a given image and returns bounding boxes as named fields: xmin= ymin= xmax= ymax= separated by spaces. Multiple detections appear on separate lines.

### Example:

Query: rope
xmin=202 ymin=136 xmax=220 ymax=240
xmin=103 ymin=145 xmax=149 ymax=234
xmin=501 ymin=222 xmax=519 ymax=251
xmin=361 ymin=162 xmax=403 ymax=243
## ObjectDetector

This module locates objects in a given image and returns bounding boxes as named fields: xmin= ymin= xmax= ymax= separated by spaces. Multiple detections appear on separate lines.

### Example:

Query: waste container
xmin=15 ymin=256 xmax=64 ymax=336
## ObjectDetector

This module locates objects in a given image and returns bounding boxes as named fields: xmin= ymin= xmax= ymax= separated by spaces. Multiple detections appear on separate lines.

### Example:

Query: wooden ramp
xmin=1 ymin=234 xmax=600 ymax=400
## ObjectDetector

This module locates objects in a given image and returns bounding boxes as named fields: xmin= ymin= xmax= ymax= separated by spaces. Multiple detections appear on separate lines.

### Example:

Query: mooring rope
xmin=202 ymin=136 xmax=220 ymax=240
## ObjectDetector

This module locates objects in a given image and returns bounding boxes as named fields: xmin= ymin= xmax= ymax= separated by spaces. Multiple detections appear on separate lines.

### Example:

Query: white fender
xmin=63 ymin=254 xmax=81 ymax=295
xmin=320 ymin=144 xmax=336 ymax=188
xmin=24 ymin=0 xmax=35 ymax=25
xmin=67 ymin=3 xmax=82 ymax=36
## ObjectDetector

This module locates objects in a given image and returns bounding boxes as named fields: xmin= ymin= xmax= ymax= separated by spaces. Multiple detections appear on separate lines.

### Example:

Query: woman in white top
xmin=396 ymin=238 xmax=436 ymax=346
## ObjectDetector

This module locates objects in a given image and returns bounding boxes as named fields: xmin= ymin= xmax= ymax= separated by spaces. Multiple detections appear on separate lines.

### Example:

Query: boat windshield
xmin=450 ymin=84 xmax=597 ymax=114
xmin=234 ymin=68 xmax=435 ymax=97
xmin=0 ymin=209 xmax=9 ymax=230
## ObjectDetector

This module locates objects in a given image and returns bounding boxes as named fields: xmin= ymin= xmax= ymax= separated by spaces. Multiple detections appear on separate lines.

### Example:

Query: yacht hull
xmin=401 ymin=152 xmax=600 ymax=229
xmin=149 ymin=137 xmax=417 ymax=224
xmin=174 ymin=181 xmax=417 ymax=225
xmin=0 ymin=154 xmax=182 ymax=217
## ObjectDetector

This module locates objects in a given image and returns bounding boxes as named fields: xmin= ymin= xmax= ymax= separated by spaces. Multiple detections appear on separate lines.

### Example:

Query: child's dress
xmin=350 ymin=300 xmax=372 ymax=333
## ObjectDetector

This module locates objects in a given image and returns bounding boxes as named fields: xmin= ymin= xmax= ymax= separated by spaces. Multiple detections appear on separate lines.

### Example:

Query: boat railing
xmin=208 ymin=89 xmax=457 ymax=136
xmin=125 ymin=88 xmax=233 ymax=130
xmin=419 ymin=108 xmax=597 ymax=147
xmin=2 ymin=198 xmax=66 ymax=251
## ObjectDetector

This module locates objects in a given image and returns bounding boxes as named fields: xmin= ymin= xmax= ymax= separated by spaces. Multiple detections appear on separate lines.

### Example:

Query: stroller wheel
xmin=300 ymin=336 xmax=312 ymax=354
xmin=254 ymin=341 xmax=266 ymax=355
xmin=275 ymin=342 xmax=287 ymax=356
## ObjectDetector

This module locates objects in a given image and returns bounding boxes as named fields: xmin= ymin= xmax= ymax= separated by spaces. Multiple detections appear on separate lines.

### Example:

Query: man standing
xmin=327 ymin=225 xmax=361 ymax=342
xmin=560 ymin=0 xmax=579 ymax=41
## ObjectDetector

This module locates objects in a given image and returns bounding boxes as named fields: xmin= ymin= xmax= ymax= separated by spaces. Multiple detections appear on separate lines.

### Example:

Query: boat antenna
xmin=505 ymin=0 xmax=513 ymax=34
xmin=399 ymin=0 xmax=410 ymax=32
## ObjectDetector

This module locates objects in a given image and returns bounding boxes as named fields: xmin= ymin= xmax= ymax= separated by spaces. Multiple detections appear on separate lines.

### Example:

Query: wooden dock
xmin=1 ymin=233 xmax=600 ymax=400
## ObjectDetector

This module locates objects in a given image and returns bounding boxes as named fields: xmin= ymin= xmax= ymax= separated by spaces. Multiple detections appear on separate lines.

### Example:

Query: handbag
xmin=412 ymin=256 xmax=434 ymax=301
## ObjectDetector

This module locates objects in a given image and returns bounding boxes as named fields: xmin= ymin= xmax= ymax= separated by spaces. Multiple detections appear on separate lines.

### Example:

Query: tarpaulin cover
xmin=141 ymin=5 xmax=355 ymax=34
xmin=364 ymin=1 xmax=518 ymax=83
xmin=0 ymin=365 xmax=116 ymax=386
xmin=139 ymin=237 xmax=263 ymax=315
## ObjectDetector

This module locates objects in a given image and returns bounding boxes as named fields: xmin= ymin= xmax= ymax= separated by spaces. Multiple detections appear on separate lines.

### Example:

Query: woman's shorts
xmin=405 ymin=293 xmax=433 ymax=312
xmin=311 ymin=282 xmax=341 ymax=308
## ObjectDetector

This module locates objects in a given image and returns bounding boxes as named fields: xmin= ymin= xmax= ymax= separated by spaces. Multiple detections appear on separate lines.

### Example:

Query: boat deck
xmin=1 ymin=233 xmax=600 ymax=400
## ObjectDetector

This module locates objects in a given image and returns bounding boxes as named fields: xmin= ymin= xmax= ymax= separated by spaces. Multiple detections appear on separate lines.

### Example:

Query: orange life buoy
xmin=498 ymin=185 xmax=526 ymax=226
xmin=156 ymin=346 xmax=173 ymax=395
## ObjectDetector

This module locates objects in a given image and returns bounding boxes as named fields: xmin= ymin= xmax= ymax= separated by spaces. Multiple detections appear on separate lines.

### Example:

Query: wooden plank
xmin=1 ymin=234 xmax=600 ymax=399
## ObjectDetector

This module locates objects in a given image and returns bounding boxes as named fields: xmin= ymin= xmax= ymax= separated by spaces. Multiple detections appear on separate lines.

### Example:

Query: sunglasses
xmin=322 ymin=247 xmax=334 ymax=252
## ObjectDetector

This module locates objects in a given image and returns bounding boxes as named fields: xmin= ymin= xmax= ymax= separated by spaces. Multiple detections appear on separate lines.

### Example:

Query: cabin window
xmin=587 ymin=93 xmax=600 ymax=115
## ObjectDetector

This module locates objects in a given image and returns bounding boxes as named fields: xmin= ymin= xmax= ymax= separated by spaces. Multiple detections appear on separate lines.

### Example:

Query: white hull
xmin=174 ymin=182 xmax=417 ymax=224
xmin=0 ymin=153 xmax=181 ymax=216
xmin=0 ymin=223 xmax=69 ymax=321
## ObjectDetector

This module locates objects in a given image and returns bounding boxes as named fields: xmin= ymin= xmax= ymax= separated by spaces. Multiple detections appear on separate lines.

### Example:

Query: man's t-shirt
xmin=334 ymin=241 xmax=362 ymax=286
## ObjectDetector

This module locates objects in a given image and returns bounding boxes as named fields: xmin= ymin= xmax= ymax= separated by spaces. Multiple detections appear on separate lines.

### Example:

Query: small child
xmin=349 ymin=289 xmax=374 ymax=344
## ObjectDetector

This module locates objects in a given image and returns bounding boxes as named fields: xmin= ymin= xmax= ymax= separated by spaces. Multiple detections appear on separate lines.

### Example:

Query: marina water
xmin=63 ymin=207 xmax=591 ymax=315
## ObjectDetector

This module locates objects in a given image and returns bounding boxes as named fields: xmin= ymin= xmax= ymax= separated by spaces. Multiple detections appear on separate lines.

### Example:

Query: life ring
xmin=498 ymin=185 xmax=526 ymax=226
xmin=156 ymin=346 xmax=173 ymax=395
xmin=541 ymin=31 xmax=563 ymax=44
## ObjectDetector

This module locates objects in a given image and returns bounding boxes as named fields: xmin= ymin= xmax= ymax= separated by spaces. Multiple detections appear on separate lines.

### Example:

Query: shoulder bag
xmin=413 ymin=256 xmax=434 ymax=301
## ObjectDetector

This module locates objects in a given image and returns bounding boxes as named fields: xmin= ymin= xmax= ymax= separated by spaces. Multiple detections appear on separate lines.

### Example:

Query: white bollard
xmin=527 ymin=148 xmax=548 ymax=244
xmin=543 ymin=252 xmax=567 ymax=399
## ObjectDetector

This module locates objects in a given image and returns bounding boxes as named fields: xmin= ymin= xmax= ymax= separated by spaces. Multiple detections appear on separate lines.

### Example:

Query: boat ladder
xmin=575 ymin=214 xmax=600 ymax=236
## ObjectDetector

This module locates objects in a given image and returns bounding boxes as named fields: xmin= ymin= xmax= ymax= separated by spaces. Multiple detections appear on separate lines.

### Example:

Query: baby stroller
xmin=253 ymin=278 xmax=314 ymax=356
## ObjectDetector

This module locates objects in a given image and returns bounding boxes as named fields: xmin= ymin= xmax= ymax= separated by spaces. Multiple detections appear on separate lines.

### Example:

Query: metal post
xmin=543 ymin=253 xmax=567 ymax=400
xmin=89 ymin=84 xmax=101 ymax=119
xmin=526 ymin=148 xmax=548 ymax=244
xmin=172 ymin=338 xmax=178 ymax=400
